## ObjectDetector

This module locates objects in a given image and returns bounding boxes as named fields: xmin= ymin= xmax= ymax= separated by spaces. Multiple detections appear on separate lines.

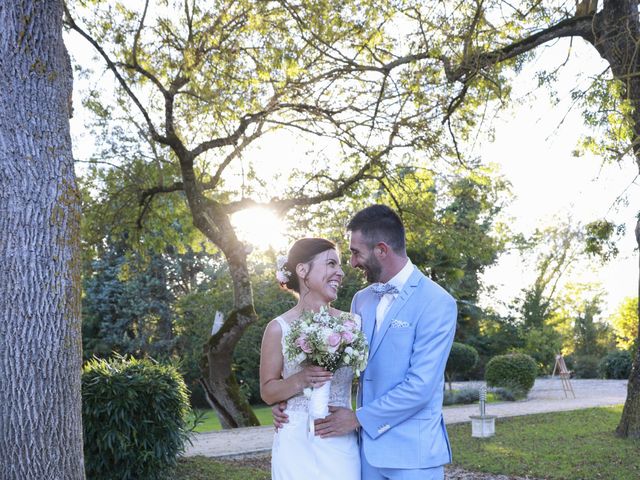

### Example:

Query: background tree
xmin=610 ymin=296 xmax=640 ymax=352
xmin=420 ymin=0 xmax=640 ymax=439
xmin=0 ymin=1 xmax=85 ymax=478
xmin=65 ymin=0 xmax=413 ymax=427
xmin=374 ymin=165 xmax=511 ymax=341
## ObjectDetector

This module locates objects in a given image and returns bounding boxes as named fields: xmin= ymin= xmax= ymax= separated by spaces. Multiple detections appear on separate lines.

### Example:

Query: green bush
xmin=598 ymin=351 xmax=633 ymax=379
xmin=443 ymin=388 xmax=479 ymax=406
xmin=485 ymin=353 xmax=537 ymax=396
xmin=572 ymin=354 xmax=601 ymax=378
xmin=82 ymin=356 xmax=191 ymax=480
xmin=490 ymin=387 xmax=518 ymax=402
xmin=446 ymin=342 xmax=479 ymax=383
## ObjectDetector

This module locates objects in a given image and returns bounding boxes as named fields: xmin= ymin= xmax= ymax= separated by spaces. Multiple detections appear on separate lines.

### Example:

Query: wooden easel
xmin=551 ymin=354 xmax=576 ymax=399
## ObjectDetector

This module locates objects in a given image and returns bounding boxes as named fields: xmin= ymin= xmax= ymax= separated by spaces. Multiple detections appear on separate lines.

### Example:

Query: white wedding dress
xmin=271 ymin=316 xmax=360 ymax=480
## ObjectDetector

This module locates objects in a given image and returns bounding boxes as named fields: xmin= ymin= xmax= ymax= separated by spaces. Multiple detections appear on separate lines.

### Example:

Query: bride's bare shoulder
xmin=277 ymin=309 xmax=300 ymax=324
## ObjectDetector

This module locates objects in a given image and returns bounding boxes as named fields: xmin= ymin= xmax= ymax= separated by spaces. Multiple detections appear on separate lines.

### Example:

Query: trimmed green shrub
xmin=485 ymin=353 xmax=537 ymax=396
xmin=446 ymin=342 xmax=479 ymax=387
xmin=82 ymin=356 xmax=191 ymax=480
xmin=598 ymin=351 xmax=633 ymax=379
xmin=572 ymin=354 xmax=600 ymax=378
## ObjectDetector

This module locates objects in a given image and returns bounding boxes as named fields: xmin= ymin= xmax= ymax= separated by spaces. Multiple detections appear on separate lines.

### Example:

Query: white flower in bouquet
xmin=283 ymin=306 xmax=369 ymax=422
xmin=284 ymin=306 xmax=368 ymax=375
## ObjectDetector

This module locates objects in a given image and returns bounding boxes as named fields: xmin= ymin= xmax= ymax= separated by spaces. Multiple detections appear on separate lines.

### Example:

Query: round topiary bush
xmin=82 ymin=356 xmax=191 ymax=480
xmin=598 ymin=351 xmax=633 ymax=379
xmin=485 ymin=353 xmax=538 ymax=396
xmin=446 ymin=342 xmax=479 ymax=384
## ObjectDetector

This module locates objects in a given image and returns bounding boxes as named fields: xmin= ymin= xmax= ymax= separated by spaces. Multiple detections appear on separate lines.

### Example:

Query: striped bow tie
xmin=372 ymin=283 xmax=399 ymax=298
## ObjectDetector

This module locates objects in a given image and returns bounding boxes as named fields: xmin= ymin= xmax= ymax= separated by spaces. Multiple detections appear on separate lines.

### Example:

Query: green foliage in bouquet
xmin=82 ymin=355 xmax=191 ymax=480
xmin=284 ymin=307 xmax=368 ymax=375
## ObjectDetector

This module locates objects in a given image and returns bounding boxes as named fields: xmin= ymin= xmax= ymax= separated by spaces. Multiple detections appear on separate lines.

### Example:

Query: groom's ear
xmin=375 ymin=242 xmax=389 ymax=258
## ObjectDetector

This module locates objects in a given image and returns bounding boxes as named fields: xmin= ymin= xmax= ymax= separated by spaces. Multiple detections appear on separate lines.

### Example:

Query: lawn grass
xmin=179 ymin=406 xmax=640 ymax=480
xmin=448 ymin=405 xmax=640 ymax=480
xmin=190 ymin=406 xmax=274 ymax=433
xmin=173 ymin=456 xmax=269 ymax=480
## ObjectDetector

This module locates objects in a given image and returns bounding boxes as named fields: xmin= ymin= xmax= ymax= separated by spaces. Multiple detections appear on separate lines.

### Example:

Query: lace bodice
xmin=275 ymin=316 xmax=355 ymax=413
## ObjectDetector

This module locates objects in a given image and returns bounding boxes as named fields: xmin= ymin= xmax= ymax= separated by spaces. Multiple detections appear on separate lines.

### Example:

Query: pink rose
xmin=295 ymin=336 xmax=312 ymax=353
xmin=341 ymin=331 xmax=354 ymax=344
xmin=327 ymin=332 xmax=342 ymax=348
xmin=343 ymin=320 xmax=357 ymax=331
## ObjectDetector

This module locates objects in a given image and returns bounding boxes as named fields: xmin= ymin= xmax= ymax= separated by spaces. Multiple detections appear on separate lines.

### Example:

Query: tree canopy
xmin=66 ymin=0 xmax=640 ymax=435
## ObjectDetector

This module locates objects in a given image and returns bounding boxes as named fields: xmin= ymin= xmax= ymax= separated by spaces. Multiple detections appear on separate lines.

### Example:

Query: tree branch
xmin=190 ymin=110 xmax=269 ymax=157
xmin=204 ymin=119 xmax=267 ymax=191
xmin=132 ymin=0 xmax=150 ymax=69
xmin=442 ymin=14 xmax=596 ymax=83
xmin=136 ymin=182 xmax=185 ymax=228
xmin=63 ymin=3 xmax=169 ymax=145
xmin=223 ymin=126 xmax=400 ymax=215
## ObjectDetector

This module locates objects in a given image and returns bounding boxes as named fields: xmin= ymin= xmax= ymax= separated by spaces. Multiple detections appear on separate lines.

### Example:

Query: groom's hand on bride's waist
xmin=314 ymin=406 xmax=360 ymax=438
xmin=272 ymin=401 xmax=289 ymax=430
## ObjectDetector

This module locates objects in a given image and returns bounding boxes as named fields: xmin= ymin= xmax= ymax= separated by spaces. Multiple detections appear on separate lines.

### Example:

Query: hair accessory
xmin=276 ymin=255 xmax=292 ymax=284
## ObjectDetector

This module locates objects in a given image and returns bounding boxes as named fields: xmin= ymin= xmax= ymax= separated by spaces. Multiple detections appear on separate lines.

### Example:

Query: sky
xmin=475 ymin=39 xmax=639 ymax=317
xmin=67 ymin=27 xmax=639 ymax=319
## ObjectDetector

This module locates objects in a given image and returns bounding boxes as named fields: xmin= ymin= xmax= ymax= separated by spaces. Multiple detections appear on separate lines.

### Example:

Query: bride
xmin=259 ymin=238 xmax=360 ymax=480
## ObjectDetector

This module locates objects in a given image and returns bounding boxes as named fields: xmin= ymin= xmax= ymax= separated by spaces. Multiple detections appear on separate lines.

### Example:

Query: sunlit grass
xmin=190 ymin=406 xmax=274 ymax=433
xmin=448 ymin=405 xmax=640 ymax=480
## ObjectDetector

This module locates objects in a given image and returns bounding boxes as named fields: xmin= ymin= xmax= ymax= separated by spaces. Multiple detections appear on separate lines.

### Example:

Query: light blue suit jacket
xmin=353 ymin=266 xmax=457 ymax=469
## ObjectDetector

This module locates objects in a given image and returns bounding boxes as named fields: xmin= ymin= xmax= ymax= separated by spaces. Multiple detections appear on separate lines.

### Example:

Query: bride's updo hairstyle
xmin=279 ymin=238 xmax=336 ymax=293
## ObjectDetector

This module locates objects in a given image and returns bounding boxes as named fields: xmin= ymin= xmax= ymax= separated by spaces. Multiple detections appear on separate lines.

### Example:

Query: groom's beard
xmin=361 ymin=255 xmax=382 ymax=284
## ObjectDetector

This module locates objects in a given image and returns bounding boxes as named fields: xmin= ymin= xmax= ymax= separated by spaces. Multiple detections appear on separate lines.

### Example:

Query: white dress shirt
xmin=375 ymin=258 xmax=413 ymax=331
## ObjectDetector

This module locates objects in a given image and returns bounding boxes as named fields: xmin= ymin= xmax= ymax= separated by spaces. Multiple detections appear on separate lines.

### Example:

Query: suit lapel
xmin=368 ymin=267 xmax=423 ymax=360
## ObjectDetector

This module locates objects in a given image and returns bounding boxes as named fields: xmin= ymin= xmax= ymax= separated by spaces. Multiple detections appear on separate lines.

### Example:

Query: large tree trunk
xmin=183 ymin=184 xmax=259 ymax=428
xmin=586 ymin=1 xmax=640 ymax=439
xmin=0 ymin=1 xmax=85 ymax=478
xmin=198 ymin=235 xmax=260 ymax=428
xmin=616 ymin=217 xmax=640 ymax=438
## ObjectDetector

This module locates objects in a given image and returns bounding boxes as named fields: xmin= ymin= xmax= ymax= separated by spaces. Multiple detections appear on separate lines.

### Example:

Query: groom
xmin=276 ymin=205 xmax=457 ymax=480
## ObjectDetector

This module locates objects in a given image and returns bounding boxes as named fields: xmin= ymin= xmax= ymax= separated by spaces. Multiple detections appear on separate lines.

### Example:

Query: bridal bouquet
xmin=284 ymin=307 xmax=368 ymax=420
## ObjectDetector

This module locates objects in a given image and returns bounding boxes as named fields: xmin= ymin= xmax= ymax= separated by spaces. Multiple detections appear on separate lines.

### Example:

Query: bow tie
xmin=372 ymin=283 xmax=399 ymax=298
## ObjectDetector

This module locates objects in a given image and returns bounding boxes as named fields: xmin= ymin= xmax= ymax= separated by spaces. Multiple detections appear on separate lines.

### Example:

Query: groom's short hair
xmin=347 ymin=204 xmax=406 ymax=253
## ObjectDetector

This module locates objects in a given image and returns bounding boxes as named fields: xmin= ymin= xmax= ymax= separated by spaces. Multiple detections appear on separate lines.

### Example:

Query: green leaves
xmin=82 ymin=356 xmax=191 ymax=480
xmin=584 ymin=219 xmax=625 ymax=262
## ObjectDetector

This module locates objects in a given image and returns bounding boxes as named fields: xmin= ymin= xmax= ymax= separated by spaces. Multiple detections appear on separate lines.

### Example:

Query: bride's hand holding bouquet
xmin=284 ymin=307 xmax=368 ymax=419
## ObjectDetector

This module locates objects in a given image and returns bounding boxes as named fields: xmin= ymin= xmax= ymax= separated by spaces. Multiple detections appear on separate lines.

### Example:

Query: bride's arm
xmin=259 ymin=320 xmax=331 ymax=405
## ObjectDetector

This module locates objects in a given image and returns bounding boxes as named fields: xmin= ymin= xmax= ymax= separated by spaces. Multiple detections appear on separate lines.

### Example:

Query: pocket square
xmin=390 ymin=319 xmax=410 ymax=328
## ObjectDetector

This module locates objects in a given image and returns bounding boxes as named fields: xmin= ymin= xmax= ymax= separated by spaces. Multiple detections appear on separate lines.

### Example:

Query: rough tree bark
xmin=616 ymin=217 xmax=640 ymax=438
xmin=587 ymin=1 xmax=640 ymax=440
xmin=0 ymin=1 xmax=85 ymax=478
